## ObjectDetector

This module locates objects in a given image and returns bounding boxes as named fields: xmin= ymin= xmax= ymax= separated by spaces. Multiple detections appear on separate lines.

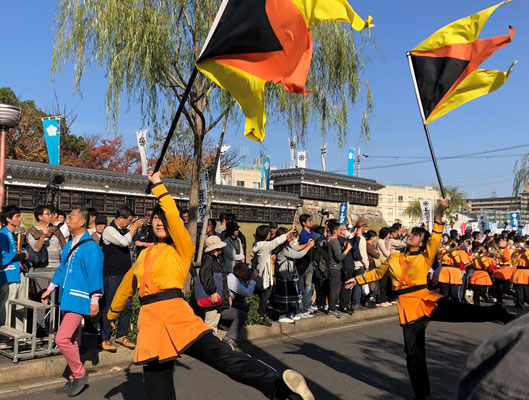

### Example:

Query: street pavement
xmin=0 ymin=314 xmax=504 ymax=400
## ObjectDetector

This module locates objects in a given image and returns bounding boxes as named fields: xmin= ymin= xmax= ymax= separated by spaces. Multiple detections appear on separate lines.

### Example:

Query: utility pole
xmin=355 ymin=147 xmax=367 ymax=177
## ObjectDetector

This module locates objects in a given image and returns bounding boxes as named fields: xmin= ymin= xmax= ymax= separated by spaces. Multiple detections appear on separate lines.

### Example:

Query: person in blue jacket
xmin=41 ymin=208 xmax=103 ymax=397
xmin=0 ymin=205 xmax=29 ymax=328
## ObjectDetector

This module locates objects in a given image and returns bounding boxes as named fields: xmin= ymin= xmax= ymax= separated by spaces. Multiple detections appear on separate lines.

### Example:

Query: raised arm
xmin=424 ymin=199 xmax=449 ymax=266
xmin=149 ymin=171 xmax=195 ymax=265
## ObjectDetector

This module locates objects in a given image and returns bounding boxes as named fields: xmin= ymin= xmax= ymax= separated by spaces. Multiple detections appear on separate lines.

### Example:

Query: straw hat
xmin=205 ymin=235 xmax=227 ymax=253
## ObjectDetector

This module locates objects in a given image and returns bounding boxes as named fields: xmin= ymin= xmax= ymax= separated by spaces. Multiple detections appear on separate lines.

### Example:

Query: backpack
xmin=25 ymin=227 xmax=49 ymax=268
xmin=314 ymin=247 xmax=329 ymax=278
xmin=350 ymin=236 xmax=363 ymax=262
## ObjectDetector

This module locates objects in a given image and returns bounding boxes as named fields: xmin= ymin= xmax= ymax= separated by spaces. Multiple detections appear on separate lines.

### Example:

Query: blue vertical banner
xmin=338 ymin=202 xmax=348 ymax=224
xmin=260 ymin=156 xmax=270 ymax=190
xmin=509 ymin=211 xmax=521 ymax=234
xmin=347 ymin=148 xmax=354 ymax=176
xmin=41 ymin=117 xmax=60 ymax=165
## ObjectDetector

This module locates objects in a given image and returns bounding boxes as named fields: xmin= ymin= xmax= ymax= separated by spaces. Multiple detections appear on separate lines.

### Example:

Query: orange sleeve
xmin=151 ymin=183 xmax=195 ymax=266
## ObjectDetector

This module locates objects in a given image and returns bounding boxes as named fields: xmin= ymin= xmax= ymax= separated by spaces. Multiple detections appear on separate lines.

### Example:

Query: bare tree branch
xmin=206 ymin=106 xmax=231 ymax=133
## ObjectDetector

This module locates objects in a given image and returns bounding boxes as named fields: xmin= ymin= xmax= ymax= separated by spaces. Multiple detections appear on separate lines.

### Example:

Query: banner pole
xmin=195 ymin=116 xmax=228 ymax=263
xmin=406 ymin=52 xmax=446 ymax=198
xmin=145 ymin=66 xmax=199 ymax=193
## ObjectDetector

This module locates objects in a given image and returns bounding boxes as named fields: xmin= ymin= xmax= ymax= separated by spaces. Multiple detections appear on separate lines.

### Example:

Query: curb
xmin=0 ymin=305 xmax=398 ymax=385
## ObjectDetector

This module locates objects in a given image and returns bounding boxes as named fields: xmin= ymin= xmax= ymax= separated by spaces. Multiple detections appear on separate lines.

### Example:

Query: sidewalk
xmin=0 ymin=305 xmax=397 ymax=385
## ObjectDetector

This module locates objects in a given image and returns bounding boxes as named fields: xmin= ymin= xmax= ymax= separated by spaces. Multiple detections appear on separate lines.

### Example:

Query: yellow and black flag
xmin=409 ymin=0 xmax=516 ymax=124
xmin=197 ymin=0 xmax=373 ymax=142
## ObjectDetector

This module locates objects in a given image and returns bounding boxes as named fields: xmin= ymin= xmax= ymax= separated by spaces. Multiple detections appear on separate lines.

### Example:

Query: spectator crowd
xmin=0 ymin=200 xmax=528 ymax=396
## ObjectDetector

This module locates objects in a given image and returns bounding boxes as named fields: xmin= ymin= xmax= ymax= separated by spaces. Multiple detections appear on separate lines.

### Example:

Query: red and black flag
xmin=197 ymin=0 xmax=373 ymax=142
xmin=409 ymin=0 xmax=515 ymax=124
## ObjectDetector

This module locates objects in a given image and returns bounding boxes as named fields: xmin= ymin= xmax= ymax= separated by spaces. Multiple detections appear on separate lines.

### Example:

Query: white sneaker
xmin=310 ymin=305 xmax=318 ymax=312
xmin=299 ymin=312 xmax=310 ymax=319
xmin=290 ymin=313 xmax=301 ymax=321
xmin=279 ymin=315 xmax=295 ymax=324
xmin=282 ymin=369 xmax=315 ymax=400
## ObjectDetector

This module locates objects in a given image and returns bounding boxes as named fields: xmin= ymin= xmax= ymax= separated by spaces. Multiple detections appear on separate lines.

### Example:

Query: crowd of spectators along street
xmin=1 ymin=201 xmax=529 ymax=396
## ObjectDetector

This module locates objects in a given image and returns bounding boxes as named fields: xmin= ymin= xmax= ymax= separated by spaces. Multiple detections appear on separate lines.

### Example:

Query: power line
xmin=330 ymin=143 xmax=529 ymax=172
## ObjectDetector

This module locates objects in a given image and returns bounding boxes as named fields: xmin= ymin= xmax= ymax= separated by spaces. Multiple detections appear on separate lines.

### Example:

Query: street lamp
xmin=0 ymin=104 xmax=21 ymax=207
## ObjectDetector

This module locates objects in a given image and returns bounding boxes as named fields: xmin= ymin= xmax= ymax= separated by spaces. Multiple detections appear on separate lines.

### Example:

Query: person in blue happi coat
xmin=41 ymin=208 xmax=104 ymax=397
xmin=0 ymin=205 xmax=29 ymax=329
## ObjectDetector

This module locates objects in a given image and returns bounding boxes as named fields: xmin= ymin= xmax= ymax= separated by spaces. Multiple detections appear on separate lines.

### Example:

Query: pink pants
xmin=56 ymin=312 xmax=85 ymax=380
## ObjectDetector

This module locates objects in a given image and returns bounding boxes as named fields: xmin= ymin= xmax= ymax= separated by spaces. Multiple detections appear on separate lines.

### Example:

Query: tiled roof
xmin=270 ymin=168 xmax=384 ymax=190
xmin=5 ymin=159 xmax=299 ymax=203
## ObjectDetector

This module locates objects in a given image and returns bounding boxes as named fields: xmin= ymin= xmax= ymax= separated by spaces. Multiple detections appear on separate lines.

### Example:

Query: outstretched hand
xmin=345 ymin=277 xmax=357 ymax=290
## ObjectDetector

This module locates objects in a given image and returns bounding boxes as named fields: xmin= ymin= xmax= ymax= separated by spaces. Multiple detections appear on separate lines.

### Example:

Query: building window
xmin=388 ymin=220 xmax=393 ymax=225
xmin=387 ymin=208 xmax=393 ymax=215
xmin=398 ymin=196 xmax=403 ymax=202
xmin=127 ymin=198 xmax=136 ymax=210
xmin=387 ymin=195 xmax=393 ymax=202
xmin=252 ymin=182 xmax=261 ymax=189
xmin=418 ymin=197 xmax=423 ymax=201
xmin=408 ymin=196 xmax=413 ymax=201
xmin=398 ymin=208 xmax=403 ymax=216
xmin=236 ymin=181 xmax=245 ymax=187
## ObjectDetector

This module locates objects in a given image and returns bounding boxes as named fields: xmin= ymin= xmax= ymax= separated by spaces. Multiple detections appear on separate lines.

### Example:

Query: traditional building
xmin=3 ymin=160 xmax=299 ymax=224
xmin=270 ymin=168 xmax=385 ymax=223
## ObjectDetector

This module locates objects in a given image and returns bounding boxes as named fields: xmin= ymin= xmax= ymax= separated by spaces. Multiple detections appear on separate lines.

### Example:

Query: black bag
xmin=315 ymin=247 xmax=329 ymax=278
xmin=26 ymin=246 xmax=48 ymax=267
xmin=25 ymin=228 xmax=49 ymax=268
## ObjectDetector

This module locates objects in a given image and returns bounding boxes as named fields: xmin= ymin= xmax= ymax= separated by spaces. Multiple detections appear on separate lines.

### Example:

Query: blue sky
xmin=2 ymin=0 xmax=528 ymax=198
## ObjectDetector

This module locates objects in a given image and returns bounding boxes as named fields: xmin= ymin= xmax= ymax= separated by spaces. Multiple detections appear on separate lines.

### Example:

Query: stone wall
xmin=295 ymin=199 xmax=386 ymax=225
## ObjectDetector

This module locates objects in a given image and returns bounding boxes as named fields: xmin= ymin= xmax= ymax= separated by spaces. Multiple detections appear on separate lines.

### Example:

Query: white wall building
xmin=378 ymin=184 xmax=440 ymax=227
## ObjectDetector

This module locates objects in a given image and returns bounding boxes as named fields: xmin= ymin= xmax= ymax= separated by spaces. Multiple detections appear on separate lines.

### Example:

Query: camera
xmin=318 ymin=206 xmax=330 ymax=217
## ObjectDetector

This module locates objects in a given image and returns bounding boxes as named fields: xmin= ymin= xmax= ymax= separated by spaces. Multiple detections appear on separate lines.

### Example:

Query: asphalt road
xmin=0 ymin=315 xmax=502 ymax=400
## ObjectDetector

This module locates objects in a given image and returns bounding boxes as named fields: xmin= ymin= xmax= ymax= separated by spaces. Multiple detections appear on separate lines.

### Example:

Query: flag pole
xmin=145 ymin=66 xmax=198 ymax=194
xmin=406 ymin=52 xmax=446 ymax=199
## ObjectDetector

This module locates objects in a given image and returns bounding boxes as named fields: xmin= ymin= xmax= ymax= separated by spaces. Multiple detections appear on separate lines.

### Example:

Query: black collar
xmin=405 ymin=247 xmax=422 ymax=256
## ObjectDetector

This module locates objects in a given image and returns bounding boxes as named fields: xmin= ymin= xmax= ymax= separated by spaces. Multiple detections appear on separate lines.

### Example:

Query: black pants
xmin=439 ymin=282 xmax=460 ymax=301
xmin=377 ymin=274 xmax=389 ymax=303
xmin=514 ymin=284 xmax=529 ymax=313
xmin=402 ymin=297 xmax=507 ymax=399
xmin=339 ymin=268 xmax=355 ymax=309
xmin=143 ymin=331 xmax=290 ymax=400
xmin=313 ymin=276 xmax=329 ymax=308
xmin=472 ymin=284 xmax=489 ymax=305
xmin=257 ymin=287 xmax=272 ymax=317
xmin=494 ymin=278 xmax=510 ymax=304
xmin=328 ymin=268 xmax=342 ymax=311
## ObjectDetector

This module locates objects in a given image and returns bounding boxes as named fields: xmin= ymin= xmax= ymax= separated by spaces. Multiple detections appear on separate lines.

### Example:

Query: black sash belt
xmin=516 ymin=266 xmax=529 ymax=270
xmin=442 ymin=265 xmax=460 ymax=268
xmin=395 ymin=284 xmax=427 ymax=296
xmin=139 ymin=289 xmax=184 ymax=305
